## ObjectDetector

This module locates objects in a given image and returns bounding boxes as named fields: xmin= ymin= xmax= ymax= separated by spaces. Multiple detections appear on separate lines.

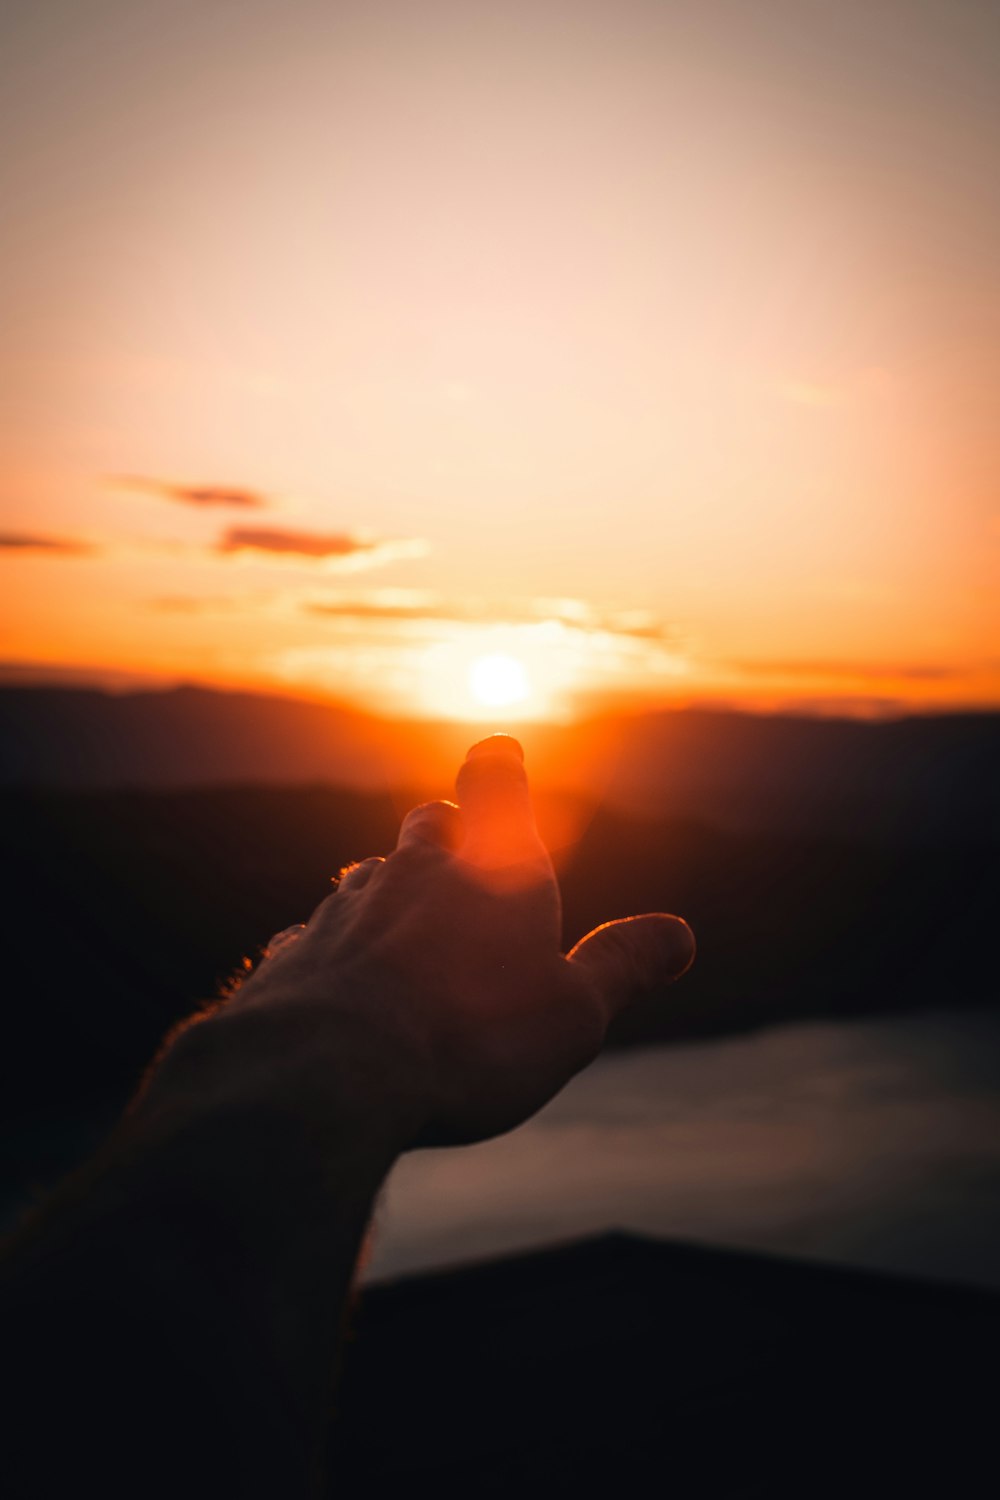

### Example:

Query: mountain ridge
xmin=2 ymin=682 xmax=997 ymax=842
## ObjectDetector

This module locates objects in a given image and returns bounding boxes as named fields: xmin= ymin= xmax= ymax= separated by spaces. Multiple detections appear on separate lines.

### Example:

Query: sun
xmin=415 ymin=627 xmax=573 ymax=720
xmin=468 ymin=652 xmax=530 ymax=708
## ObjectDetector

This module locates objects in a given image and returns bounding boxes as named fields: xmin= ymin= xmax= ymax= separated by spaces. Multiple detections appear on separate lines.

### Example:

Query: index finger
xmin=454 ymin=736 xmax=546 ymax=869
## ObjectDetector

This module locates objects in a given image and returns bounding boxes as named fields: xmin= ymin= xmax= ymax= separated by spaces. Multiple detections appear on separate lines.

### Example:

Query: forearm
xmin=4 ymin=994 xmax=420 ymax=1497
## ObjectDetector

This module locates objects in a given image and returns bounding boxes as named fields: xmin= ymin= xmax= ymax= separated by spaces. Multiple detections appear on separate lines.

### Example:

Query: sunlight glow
xmin=469 ymin=652 xmax=529 ymax=708
xmin=264 ymin=616 xmax=693 ymax=721
xmin=414 ymin=624 xmax=583 ymax=721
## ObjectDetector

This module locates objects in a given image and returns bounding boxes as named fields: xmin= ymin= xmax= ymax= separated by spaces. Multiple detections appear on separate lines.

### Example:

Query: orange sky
xmin=1 ymin=0 xmax=998 ymax=721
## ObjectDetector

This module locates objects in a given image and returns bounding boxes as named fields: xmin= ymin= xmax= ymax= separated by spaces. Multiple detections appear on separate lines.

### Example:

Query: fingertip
xmin=656 ymin=914 xmax=697 ymax=979
xmin=464 ymin=734 xmax=525 ymax=764
xmin=455 ymin=741 xmax=531 ymax=805
xmin=567 ymin=912 xmax=696 ymax=1017
xmin=455 ymin=735 xmax=542 ymax=869
xmin=638 ymin=912 xmax=696 ymax=982
xmin=396 ymin=800 xmax=463 ymax=853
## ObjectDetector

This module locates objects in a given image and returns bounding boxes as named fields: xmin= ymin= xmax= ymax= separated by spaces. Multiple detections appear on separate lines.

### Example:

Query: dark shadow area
xmin=334 ymin=1231 xmax=998 ymax=1496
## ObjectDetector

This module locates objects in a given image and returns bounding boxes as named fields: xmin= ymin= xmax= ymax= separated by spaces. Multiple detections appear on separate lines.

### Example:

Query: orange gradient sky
xmin=1 ymin=0 xmax=998 ymax=720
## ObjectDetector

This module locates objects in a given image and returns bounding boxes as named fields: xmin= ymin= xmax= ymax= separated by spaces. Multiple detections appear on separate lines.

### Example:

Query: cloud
xmin=304 ymin=590 xmax=492 ymax=625
xmin=0 ymin=531 xmax=97 ymax=557
xmin=220 ymin=527 xmax=371 ymax=558
xmin=112 ymin=475 xmax=269 ymax=509
xmin=217 ymin=527 xmax=428 ymax=567
xmin=729 ymin=658 xmax=961 ymax=684
xmin=303 ymin=590 xmax=666 ymax=638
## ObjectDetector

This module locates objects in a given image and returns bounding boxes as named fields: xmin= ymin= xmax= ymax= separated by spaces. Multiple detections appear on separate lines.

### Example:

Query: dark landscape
xmin=335 ymin=1232 xmax=997 ymax=1496
xmin=2 ymin=684 xmax=997 ymax=1163
xmin=4 ymin=685 xmax=999 ymax=1496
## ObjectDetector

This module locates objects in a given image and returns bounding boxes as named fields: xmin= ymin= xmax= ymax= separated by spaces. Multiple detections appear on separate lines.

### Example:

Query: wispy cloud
xmin=303 ymin=590 xmax=666 ymax=638
xmin=112 ymin=475 xmax=269 ymax=509
xmin=141 ymin=589 xmax=673 ymax=663
xmin=217 ymin=527 xmax=428 ymax=568
xmin=0 ymin=531 xmax=97 ymax=557
xmin=730 ymin=658 xmax=960 ymax=684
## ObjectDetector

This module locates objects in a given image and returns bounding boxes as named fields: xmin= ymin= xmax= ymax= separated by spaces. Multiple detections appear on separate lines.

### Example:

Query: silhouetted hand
xmin=218 ymin=735 xmax=695 ymax=1145
xmin=5 ymin=737 xmax=695 ymax=1499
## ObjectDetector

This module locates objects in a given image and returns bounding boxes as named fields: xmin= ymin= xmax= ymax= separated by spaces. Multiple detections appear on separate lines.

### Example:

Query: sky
xmin=1 ymin=0 xmax=998 ymax=721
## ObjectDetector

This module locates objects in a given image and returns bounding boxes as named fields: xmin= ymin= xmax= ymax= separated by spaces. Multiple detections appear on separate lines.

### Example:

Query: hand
xmin=3 ymin=736 xmax=695 ymax=1499
xmin=230 ymin=735 xmax=695 ymax=1146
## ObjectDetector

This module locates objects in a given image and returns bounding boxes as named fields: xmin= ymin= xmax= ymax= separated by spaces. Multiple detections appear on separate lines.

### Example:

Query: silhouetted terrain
xmin=2 ymin=683 xmax=998 ymax=839
xmin=335 ymin=1232 xmax=997 ymax=1496
xmin=2 ymin=686 xmax=997 ymax=1208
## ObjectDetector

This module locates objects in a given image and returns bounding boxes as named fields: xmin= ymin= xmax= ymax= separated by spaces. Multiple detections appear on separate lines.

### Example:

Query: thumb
xmin=567 ymin=914 xmax=695 ymax=1019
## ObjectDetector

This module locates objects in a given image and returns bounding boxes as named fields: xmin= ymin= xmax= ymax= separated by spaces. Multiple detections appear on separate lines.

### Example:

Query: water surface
xmin=368 ymin=1007 xmax=1000 ymax=1288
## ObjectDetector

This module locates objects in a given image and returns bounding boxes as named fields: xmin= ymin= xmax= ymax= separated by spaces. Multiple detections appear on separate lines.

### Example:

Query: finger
xmin=337 ymin=855 xmax=385 ymax=894
xmin=395 ymin=800 xmax=463 ymax=854
xmin=567 ymin=914 xmax=695 ymax=1020
xmin=454 ymin=736 xmax=544 ymax=868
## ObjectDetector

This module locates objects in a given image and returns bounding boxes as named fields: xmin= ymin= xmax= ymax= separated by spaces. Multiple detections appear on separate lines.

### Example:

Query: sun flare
xmin=468 ymin=652 xmax=530 ymax=708
xmin=412 ymin=626 xmax=583 ymax=722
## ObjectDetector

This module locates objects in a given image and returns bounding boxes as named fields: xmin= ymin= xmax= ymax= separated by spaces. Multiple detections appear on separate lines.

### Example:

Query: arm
xmin=4 ymin=737 xmax=694 ymax=1497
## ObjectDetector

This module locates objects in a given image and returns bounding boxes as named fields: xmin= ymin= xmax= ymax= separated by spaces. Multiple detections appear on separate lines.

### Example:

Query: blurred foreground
xmin=338 ymin=1232 xmax=997 ymax=1496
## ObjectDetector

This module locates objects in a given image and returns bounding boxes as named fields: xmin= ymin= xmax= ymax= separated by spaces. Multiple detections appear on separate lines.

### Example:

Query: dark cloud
xmin=113 ymin=475 xmax=268 ymax=509
xmin=218 ymin=527 xmax=403 ymax=560
xmin=0 ymin=531 xmax=96 ymax=556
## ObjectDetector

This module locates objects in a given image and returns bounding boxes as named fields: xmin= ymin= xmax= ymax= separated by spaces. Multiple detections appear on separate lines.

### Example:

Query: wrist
xmin=85 ymin=979 xmax=428 ymax=1322
xmin=131 ymin=967 xmax=431 ymax=1159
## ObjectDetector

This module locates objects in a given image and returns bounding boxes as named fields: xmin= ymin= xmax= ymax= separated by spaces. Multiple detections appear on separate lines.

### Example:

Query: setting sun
xmin=469 ymin=653 xmax=530 ymax=709
xmin=410 ymin=624 xmax=592 ymax=721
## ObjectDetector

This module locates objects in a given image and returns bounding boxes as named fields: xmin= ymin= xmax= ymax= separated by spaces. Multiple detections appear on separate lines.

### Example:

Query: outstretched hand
xmin=4 ymin=737 xmax=695 ymax=1500
xmin=228 ymin=735 xmax=694 ymax=1146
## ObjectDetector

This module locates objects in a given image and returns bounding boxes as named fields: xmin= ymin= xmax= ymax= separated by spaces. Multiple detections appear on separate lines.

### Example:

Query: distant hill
xmin=0 ymin=684 xmax=395 ymax=790
xmin=1 ymin=683 xmax=997 ymax=842
xmin=602 ymin=706 xmax=1000 ymax=842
